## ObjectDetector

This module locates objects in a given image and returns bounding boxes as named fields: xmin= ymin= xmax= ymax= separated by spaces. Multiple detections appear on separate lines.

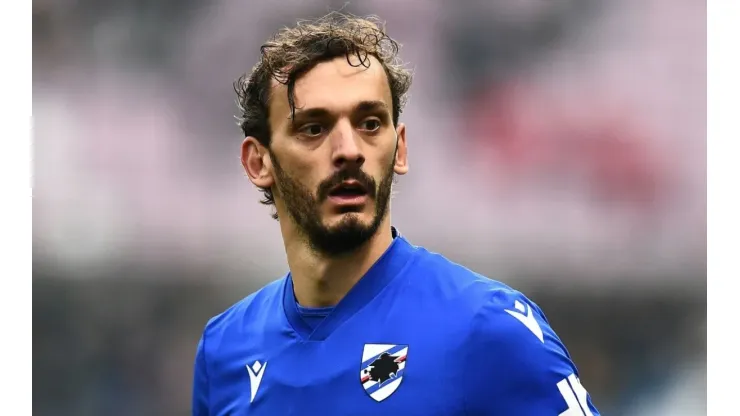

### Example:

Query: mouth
xmin=327 ymin=181 xmax=369 ymax=205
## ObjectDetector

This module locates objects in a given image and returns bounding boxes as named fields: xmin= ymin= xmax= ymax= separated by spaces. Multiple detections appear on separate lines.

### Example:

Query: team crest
xmin=360 ymin=344 xmax=408 ymax=402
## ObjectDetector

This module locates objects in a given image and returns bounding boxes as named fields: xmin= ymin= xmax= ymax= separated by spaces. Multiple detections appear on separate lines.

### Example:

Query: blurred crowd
xmin=32 ymin=0 xmax=706 ymax=415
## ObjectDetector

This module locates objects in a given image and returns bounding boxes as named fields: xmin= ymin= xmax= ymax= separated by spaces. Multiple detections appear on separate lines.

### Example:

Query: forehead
xmin=269 ymin=55 xmax=392 ymax=123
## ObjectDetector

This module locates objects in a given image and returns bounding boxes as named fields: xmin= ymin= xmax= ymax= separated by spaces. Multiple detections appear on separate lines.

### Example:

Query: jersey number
xmin=557 ymin=374 xmax=594 ymax=416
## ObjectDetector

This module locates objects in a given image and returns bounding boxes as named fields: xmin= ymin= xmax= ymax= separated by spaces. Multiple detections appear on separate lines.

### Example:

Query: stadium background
xmin=32 ymin=0 xmax=706 ymax=414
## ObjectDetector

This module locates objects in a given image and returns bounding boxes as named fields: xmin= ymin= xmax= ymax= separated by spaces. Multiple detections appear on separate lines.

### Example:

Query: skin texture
xmin=241 ymin=55 xmax=409 ymax=307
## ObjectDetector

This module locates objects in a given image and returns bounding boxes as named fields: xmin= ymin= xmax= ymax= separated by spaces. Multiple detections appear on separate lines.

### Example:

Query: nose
xmin=330 ymin=120 xmax=365 ymax=170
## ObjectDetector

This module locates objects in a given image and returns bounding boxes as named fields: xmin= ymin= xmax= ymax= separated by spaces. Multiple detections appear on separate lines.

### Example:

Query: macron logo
xmin=246 ymin=360 xmax=267 ymax=403
xmin=505 ymin=300 xmax=544 ymax=343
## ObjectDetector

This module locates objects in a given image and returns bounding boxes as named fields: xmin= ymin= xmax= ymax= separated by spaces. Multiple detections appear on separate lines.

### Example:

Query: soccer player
xmin=192 ymin=13 xmax=600 ymax=416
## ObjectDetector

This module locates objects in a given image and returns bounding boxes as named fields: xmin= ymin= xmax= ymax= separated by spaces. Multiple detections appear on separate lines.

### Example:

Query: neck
xmin=282 ymin=218 xmax=394 ymax=308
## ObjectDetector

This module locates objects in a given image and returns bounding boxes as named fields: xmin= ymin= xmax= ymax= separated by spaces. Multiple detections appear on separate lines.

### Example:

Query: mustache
xmin=317 ymin=167 xmax=377 ymax=201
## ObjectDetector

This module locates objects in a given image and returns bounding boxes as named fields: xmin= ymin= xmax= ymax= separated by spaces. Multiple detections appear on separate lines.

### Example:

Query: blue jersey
xmin=192 ymin=231 xmax=600 ymax=415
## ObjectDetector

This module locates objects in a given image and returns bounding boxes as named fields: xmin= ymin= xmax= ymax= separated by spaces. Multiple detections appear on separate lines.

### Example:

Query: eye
xmin=298 ymin=123 xmax=324 ymax=138
xmin=359 ymin=118 xmax=381 ymax=132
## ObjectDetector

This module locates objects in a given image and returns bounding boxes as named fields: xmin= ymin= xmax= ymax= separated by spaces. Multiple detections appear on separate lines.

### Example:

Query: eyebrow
xmin=289 ymin=100 xmax=390 ymax=120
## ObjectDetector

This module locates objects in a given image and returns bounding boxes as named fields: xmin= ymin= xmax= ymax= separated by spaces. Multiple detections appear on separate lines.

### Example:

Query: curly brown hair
xmin=234 ymin=12 xmax=413 ymax=209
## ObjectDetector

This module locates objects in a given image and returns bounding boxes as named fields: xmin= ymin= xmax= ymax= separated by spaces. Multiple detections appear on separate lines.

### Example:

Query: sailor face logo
xmin=360 ymin=344 xmax=408 ymax=402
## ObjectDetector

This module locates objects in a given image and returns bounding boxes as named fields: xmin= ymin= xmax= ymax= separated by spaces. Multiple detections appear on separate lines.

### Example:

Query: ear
xmin=393 ymin=123 xmax=409 ymax=175
xmin=241 ymin=137 xmax=275 ymax=190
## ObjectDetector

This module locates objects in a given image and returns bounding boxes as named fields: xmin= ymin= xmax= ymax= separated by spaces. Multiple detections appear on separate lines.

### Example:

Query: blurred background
xmin=32 ymin=0 xmax=706 ymax=415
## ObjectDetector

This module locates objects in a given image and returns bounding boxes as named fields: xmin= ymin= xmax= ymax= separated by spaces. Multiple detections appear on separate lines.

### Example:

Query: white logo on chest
xmin=246 ymin=360 xmax=267 ymax=403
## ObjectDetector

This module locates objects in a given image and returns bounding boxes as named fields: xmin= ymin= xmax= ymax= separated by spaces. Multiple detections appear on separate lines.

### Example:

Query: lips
xmin=328 ymin=181 xmax=368 ymax=198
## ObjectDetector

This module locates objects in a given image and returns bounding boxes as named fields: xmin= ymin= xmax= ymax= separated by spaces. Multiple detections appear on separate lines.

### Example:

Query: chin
xmin=325 ymin=211 xmax=372 ymax=230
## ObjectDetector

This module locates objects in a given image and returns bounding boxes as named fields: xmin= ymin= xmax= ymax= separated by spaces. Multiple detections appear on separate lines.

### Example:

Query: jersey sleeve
xmin=463 ymin=288 xmax=600 ymax=415
xmin=192 ymin=331 xmax=210 ymax=416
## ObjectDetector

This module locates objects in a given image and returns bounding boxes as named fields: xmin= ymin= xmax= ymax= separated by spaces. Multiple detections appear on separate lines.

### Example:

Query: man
xmin=192 ymin=13 xmax=600 ymax=416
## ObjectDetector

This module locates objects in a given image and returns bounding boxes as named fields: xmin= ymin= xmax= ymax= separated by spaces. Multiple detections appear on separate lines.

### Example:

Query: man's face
xmin=260 ymin=56 xmax=408 ymax=256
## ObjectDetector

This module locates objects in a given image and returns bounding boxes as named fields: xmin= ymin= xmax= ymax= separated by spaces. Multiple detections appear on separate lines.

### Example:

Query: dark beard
xmin=270 ymin=151 xmax=396 ymax=257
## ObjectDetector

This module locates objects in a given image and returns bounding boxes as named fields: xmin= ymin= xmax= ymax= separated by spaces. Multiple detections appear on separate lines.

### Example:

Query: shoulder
xmin=448 ymin=271 xmax=599 ymax=414
xmin=409 ymin=244 xmax=524 ymax=311
xmin=410 ymin=244 xmax=570 ymax=365
xmin=468 ymin=284 xmax=562 ymax=355
xmin=200 ymin=276 xmax=287 ymax=350
xmin=407 ymin=243 xmax=564 ymax=346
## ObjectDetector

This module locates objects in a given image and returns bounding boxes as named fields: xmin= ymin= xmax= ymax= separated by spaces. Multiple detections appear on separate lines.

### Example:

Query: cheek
xmin=372 ymin=143 xmax=398 ymax=169
xmin=281 ymin=158 xmax=325 ymax=191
